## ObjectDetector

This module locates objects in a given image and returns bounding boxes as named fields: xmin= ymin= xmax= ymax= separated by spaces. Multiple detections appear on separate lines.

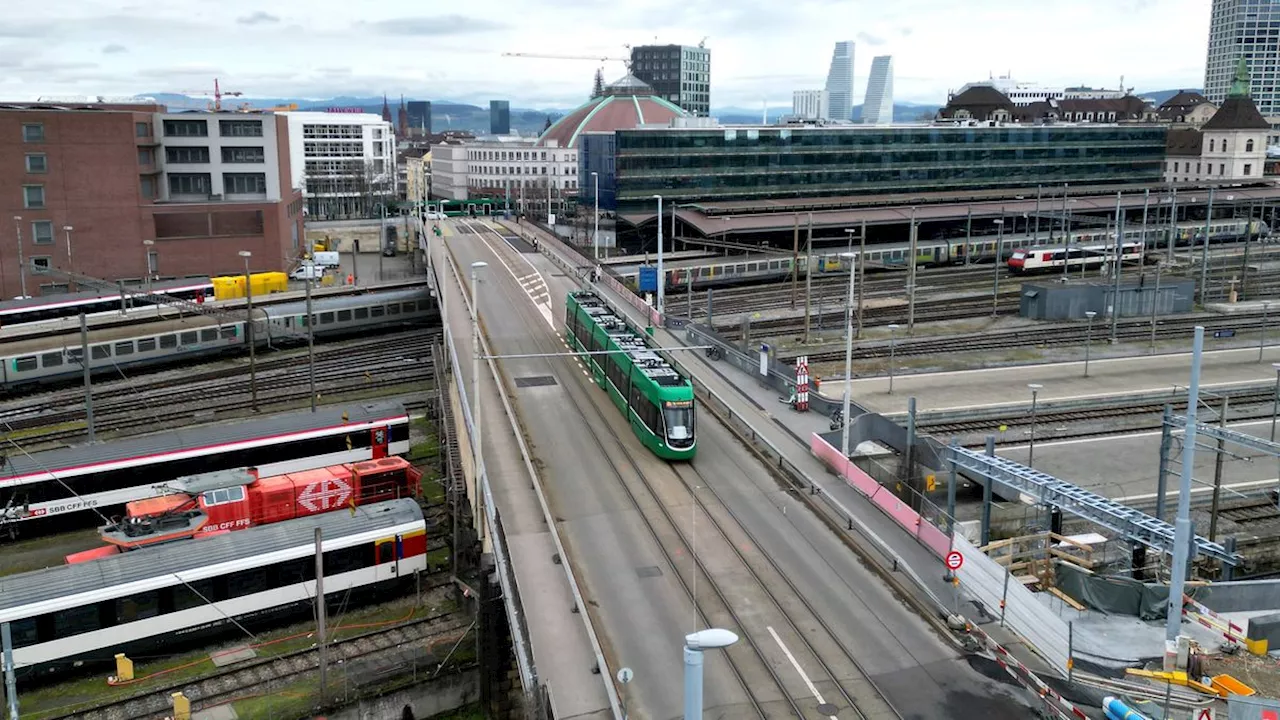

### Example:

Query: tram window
xmin=220 ymin=326 xmax=237 ymax=339
xmin=170 ymin=578 xmax=215 ymax=611
xmin=200 ymin=328 xmax=218 ymax=342
xmin=401 ymin=302 xmax=416 ymax=313
xmin=325 ymin=545 xmax=364 ymax=575
xmin=52 ymin=604 xmax=100 ymax=639
xmin=337 ymin=309 xmax=352 ymax=322
xmin=180 ymin=331 xmax=198 ymax=345
xmin=387 ymin=303 xmax=400 ymax=316
xmin=116 ymin=591 xmax=160 ymax=623
xmin=137 ymin=338 xmax=157 ymax=353
xmin=354 ymin=307 xmax=369 ymax=320
xmin=40 ymin=352 xmax=62 ymax=368
xmin=319 ymin=312 xmax=335 ymax=324
xmin=378 ymin=542 xmax=394 ymax=565
xmin=370 ymin=305 xmax=385 ymax=318
xmin=14 ymin=356 xmax=37 ymax=372
xmin=67 ymin=347 xmax=83 ymax=362
xmin=115 ymin=341 xmax=135 ymax=356
xmin=160 ymin=334 xmax=178 ymax=349
xmin=91 ymin=345 xmax=111 ymax=360
xmin=7 ymin=619 xmax=37 ymax=648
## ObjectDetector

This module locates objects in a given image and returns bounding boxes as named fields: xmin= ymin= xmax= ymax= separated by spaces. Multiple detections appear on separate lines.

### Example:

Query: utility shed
xmin=1019 ymin=278 xmax=1195 ymax=320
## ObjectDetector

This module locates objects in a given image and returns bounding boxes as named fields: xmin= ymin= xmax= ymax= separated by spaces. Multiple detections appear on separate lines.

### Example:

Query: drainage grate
xmin=514 ymin=375 xmax=558 ymax=388
xmin=635 ymin=566 xmax=663 ymax=578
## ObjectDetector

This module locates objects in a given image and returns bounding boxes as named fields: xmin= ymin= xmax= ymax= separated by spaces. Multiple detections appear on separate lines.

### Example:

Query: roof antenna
xmin=762 ymin=99 xmax=767 ymax=124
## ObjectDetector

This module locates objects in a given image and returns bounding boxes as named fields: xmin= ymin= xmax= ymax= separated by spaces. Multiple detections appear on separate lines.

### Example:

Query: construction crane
xmin=502 ymin=52 xmax=631 ymax=71
xmin=172 ymin=78 xmax=244 ymax=111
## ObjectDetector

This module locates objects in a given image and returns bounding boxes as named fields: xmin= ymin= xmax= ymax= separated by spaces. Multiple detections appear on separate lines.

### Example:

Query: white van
xmin=290 ymin=264 xmax=325 ymax=281
xmin=312 ymin=251 xmax=340 ymax=268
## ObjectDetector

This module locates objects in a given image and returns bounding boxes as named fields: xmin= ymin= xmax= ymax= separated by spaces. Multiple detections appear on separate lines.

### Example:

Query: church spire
xmin=1229 ymin=56 xmax=1252 ymax=98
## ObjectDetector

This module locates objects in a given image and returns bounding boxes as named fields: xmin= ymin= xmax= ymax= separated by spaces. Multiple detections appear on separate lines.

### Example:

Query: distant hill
xmin=1138 ymin=88 xmax=1204 ymax=106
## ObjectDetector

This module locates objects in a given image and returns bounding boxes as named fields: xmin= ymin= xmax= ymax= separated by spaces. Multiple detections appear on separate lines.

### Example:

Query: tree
xmin=592 ymin=68 xmax=605 ymax=99
xmin=544 ymin=115 xmax=553 ymax=132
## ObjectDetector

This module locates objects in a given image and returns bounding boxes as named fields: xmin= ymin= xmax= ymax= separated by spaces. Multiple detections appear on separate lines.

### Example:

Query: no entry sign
xmin=945 ymin=551 xmax=964 ymax=571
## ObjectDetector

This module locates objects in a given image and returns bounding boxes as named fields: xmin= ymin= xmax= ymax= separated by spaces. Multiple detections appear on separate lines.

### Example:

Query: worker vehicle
xmin=0 ymin=402 xmax=412 ymax=536
xmin=0 ymin=499 xmax=426 ymax=686
xmin=66 ymin=456 xmax=421 ymax=563
xmin=0 ymin=287 xmax=433 ymax=393
xmin=289 ymin=264 xmax=325 ymax=281
xmin=312 ymin=251 xmax=341 ymax=268
xmin=565 ymin=291 xmax=696 ymax=460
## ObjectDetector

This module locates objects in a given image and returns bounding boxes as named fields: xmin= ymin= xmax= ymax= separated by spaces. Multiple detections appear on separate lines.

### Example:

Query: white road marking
xmin=463 ymin=219 xmax=555 ymax=329
xmin=1114 ymin=477 xmax=1280 ymax=503
xmin=995 ymin=418 xmax=1277 ymax=450
xmin=766 ymin=626 xmax=837 ymax=720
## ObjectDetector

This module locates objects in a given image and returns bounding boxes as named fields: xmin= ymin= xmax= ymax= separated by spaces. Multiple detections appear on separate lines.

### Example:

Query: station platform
xmin=826 ymin=345 xmax=1280 ymax=416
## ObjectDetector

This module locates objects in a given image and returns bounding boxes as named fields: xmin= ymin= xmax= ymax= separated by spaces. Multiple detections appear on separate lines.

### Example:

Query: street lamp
xmin=1027 ymin=383 xmax=1043 ymax=468
xmin=142 ymin=239 xmax=155 ymax=292
xmin=992 ymin=217 xmax=1005 ymax=317
xmin=470 ymin=261 xmax=488 ymax=536
xmin=840 ymin=251 xmax=859 ymax=458
xmin=63 ymin=225 xmax=74 ymax=273
xmin=13 ymin=215 xmax=26 ymax=298
xmin=653 ymin=194 xmax=665 ymax=315
xmin=887 ymin=323 xmax=900 ymax=395
xmin=1084 ymin=311 xmax=1097 ymax=377
xmin=591 ymin=171 xmax=600 ymax=262
xmin=239 ymin=250 xmax=258 ymax=412
xmin=683 ymin=629 xmax=739 ymax=720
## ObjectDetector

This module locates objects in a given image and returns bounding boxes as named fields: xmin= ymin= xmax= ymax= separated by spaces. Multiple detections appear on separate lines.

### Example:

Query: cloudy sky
xmin=2 ymin=0 xmax=1212 ymax=110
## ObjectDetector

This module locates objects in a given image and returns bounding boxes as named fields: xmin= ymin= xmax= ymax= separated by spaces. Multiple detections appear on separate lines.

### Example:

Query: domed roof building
xmin=538 ymin=73 xmax=687 ymax=148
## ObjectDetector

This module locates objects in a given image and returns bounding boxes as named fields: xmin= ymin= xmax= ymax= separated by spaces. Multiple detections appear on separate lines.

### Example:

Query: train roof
xmin=0 ymin=313 xmax=236 ymax=356
xmin=571 ymin=291 xmax=686 ymax=387
xmin=0 ymin=401 xmax=408 ymax=483
xmin=0 ymin=279 xmax=213 ymax=317
xmin=1012 ymin=240 xmax=1145 ymax=253
xmin=0 ymin=498 xmax=422 ymax=618
xmin=261 ymin=287 xmax=431 ymax=318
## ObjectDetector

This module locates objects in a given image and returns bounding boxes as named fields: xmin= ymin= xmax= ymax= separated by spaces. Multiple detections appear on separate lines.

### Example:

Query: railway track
xmin=0 ymin=330 xmax=441 ymax=448
xmin=712 ymin=293 xmax=1022 ymax=341
xmin=40 ymin=586 xmax=463 ymax=720
xmin=466 ymin=219 xmax=899 ymax=718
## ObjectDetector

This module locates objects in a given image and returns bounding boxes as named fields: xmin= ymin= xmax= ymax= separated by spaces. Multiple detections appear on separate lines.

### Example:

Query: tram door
xmin=375 ymin=535 xmax=402 ymax=576
xmin=371 ymin=426 xmax=389 ymax=459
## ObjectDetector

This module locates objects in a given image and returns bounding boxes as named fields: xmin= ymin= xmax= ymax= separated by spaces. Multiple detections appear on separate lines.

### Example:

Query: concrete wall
xmin=324 ymin=668 xmax=479 ymax=720
xmin=1020 ymin=279 xmax=1195 ymax=320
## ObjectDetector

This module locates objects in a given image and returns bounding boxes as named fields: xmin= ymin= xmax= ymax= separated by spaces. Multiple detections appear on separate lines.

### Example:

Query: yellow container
xmin=248 ymin=272 xmax=286 ymax=296
xmin=211 ymin=276 xmax=244 ymax=301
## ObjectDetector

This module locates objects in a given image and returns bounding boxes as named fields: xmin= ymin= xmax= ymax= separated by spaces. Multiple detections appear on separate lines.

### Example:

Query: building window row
xmin=161 ymin=119 xmax=263 ymax=138
xmin=303 ymin=124 xmax=365 ymax=139
xmin=31 ymin=220 xmax=53 ymax=244
xmin=22 ymin=123 xmax=44 ymax=143
xmin=303 ymin=141 xmax=364 ymax=157
xmin=168 ymin=173 xmax=267 ymax=196
xmin=25 ymin=153 xmax=46 ymax=173
xmin=166 ymin=146 xmax=210 ymax=164
xmin=220 ymin=120 xmax=263 ymax=137
xmin=225 ymin=173 xmax=267 ymax=194
xmin=222 ymin=146 xmax=265 ymax=163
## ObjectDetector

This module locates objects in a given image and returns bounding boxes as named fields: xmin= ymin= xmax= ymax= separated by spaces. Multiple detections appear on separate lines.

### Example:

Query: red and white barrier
xmin=796 ymin=356 xmax=810 ymax=412
xmin=969 ymin=623 xmax=1090 ymax=720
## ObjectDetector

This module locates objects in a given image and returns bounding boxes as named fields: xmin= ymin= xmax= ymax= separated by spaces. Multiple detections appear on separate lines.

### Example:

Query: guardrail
xmin=437 ymin=232 xmax=623 ymax=720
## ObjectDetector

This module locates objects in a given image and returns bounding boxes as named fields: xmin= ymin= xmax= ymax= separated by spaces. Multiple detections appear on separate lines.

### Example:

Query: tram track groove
xmin=462 ymin=218 xmax=897 ymax=719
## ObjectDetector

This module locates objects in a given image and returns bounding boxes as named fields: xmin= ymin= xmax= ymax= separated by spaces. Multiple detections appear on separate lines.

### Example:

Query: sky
xmin=1 ymin=0 xmax=1214 ymax=110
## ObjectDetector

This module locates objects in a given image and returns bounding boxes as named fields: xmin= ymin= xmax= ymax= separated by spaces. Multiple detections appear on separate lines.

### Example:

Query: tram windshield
xmin=663 ymin=401 xmax=694 ymax=443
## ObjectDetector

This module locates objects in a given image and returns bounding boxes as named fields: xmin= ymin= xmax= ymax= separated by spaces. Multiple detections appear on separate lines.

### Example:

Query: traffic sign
xmin=1194 ymin=707 xmax=1214 ymax=720
xmin=945 ymin=551 xmax=964 ymax=571
xmin=616 ymin=667 xmax=633 ymax=684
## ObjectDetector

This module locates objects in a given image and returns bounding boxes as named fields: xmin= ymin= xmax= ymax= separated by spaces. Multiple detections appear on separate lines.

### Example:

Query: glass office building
xmin=610 ymin=125 xmax=1167 ymax=213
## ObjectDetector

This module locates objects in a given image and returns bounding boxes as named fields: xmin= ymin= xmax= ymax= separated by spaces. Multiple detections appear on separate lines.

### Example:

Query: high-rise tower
xmin=1205 ymin=0 xmax=1280 ymax=117
xmin=631 ymin=43 xmax=711 ymax=117
xmin=825 ymin=41 xmax=854 ymax=122
xmin=862 ymin=56 xmax=894 ymax=124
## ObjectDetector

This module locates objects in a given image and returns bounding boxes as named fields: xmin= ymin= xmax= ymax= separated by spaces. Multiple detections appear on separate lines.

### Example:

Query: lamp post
xmin=239 ymin=250 xmax=258 ymax=412
xmin=992 ymin=217 xmax=1004 ymax=316
xmin=305 ymin=257 xmax=317 ymax=412
xmin=471 ymin=261 xmax=488 ymax=539
xmin=142 ymin=239 xmax=155 ymax=292
xmin=684 ymin=629 xmax=739 ymax=720
xmin=1084 ymin=311 xmax=1097 ymax=377
xmin=592 ymin=171 xmax=600 ymax=261
xmin=840 ymin=251 xmax=858 ymax=458
xmin=63 ymin=225 xmax=74 ymax=274
xmin=1028 ymin=383 xmax=1043 ymax=468
xmin=653 ymin=194 xmax=665 ymax=315
xmin=887 ymin=323 xmax=900 ymax=395
xmin=13 ymin=216 xmax=27 ymax=298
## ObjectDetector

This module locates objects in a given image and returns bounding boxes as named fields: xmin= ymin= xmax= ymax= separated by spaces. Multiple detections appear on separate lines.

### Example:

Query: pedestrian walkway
xmin=832 ymin=345 xmax=1280 ymax=415
xmin=433 ymin=231 xmax=611 ymax=720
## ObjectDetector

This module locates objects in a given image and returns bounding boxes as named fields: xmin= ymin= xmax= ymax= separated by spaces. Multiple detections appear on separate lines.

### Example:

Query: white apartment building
xmin=792 ymin=90 xmax=830 ymax=121
xmin=430 ymin=138 xmax=578 ymax=215
xmin=281 ymin=111 xmax=396 ymax=219
xmin=155 ymin=112 xmax=287 ymax=203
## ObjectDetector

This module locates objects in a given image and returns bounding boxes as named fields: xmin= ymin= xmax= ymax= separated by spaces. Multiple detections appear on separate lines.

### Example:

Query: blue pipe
xmin=1103 ymin=696 xmax=1152 ymax=720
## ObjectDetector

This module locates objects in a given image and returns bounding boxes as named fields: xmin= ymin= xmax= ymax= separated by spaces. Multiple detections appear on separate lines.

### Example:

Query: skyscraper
xmin=862 ymin=56 xmax=894 ymax=124
xmin=792 ymin=90 xmax=829 ymax=120
xmin=490 ymin=100 xmax=511 ymax=135
xmin=1205 ymin=0 xmax=1280 ymax=117
xmin=825 ymin=41 xmax=854 ymax=122
xmin=629 ymin=43 xmax=711 ymax=116
xmin=406 ymin=101 xmax=431 ymax=137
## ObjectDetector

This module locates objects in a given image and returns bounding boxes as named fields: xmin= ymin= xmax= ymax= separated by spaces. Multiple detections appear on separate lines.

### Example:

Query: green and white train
xmin=565 ymin=291 xmax=696 ymax=461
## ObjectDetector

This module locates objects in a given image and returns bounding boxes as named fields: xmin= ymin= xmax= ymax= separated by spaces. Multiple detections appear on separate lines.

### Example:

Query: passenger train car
xmin=0 ymin=499 xmax=426 ymax=685
xmin=0 ymin=287 xmax=433 ymax=392
xmin=612 ymin=218 xmax=1266 ymax=290
xmin=565 ymin=290 xmax=696 ymax=460
xmin=0 ymin=279 xmax=214 ymax=327
xmin=0 ymin=402 xmax=412 ymax=536
xmin=1008 ymin=241 xmax=1146 ymax=273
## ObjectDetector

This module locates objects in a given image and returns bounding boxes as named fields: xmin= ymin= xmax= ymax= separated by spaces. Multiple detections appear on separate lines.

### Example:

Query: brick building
xmin=0 ymin=101 xmax=303 ymax=298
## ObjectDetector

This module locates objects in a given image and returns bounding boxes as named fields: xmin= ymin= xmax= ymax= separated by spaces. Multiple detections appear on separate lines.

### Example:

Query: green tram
xmin=564 ymin=291 xmax=696 ymax=460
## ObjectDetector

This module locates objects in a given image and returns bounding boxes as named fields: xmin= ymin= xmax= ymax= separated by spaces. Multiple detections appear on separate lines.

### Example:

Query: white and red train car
xmin=67 ymin=456 xmax=421 ymax=562
xmin=1008 ymin=240 xmax=1145 ymax=273
xmin=0 ymin=402 xmax=412 ymax=537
